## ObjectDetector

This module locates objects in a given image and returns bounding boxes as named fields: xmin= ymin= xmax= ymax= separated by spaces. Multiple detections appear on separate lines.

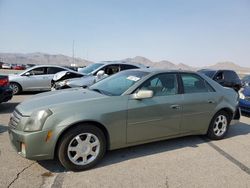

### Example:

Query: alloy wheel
xmin=213 ymin=115 xmax=227 ymax=136
xmin=67 ymin=133 xmax=100 ymax=166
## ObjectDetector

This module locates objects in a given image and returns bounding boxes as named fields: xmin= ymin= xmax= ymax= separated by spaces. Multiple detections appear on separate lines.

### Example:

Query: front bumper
xmin=8 ymin=128 xmax=55 ymax=160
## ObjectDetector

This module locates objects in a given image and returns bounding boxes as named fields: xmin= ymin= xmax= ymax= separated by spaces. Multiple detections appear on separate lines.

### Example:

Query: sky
xmin=0 ymin=0 xmax=250 ymax=66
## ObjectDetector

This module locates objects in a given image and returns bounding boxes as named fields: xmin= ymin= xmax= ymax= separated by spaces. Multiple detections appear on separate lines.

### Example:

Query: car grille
xmin=9 ymin=110 xmax=22 ymax=128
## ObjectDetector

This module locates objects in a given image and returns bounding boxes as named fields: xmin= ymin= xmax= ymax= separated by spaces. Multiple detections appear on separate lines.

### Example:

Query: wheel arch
xmin=206 ymin=107 xmax=234 ymax=134
xmin=215 ymin=107 xmax=234 ymax=121
xmin=54 ymin=120 xmax=110 ymax=158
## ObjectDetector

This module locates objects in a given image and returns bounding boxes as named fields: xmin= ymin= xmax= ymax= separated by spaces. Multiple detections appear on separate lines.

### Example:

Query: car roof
xmin=198 ymin=69 xmax=237 ymax=73
xmin=99 ymin=61 xmax=148 ymax=68
xmin=30 ymin=64 xmax=69 ymax=68
xmin=129 ymin=68 xmax=197 ymax=74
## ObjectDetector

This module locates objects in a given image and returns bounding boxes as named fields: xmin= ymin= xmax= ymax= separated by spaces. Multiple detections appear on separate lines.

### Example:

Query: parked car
xmin=12 ymin=64 xmax=26 ymax=70
xmin=51 ymin=61 xmax=147 ymax=90
xmin=9 ymin=65 xmax=72 ymax=94
xmin=241 ymin=75 xmax=250 ymax=87
xmin=198 ymin=69 xmax=242 ymax=91
xmin=9 ymin=69 xmax=239 ymax=171
xmin=0 ymin=75 xmax=13 ymax=103
xmin=2 ymin=63 xmax=13 ymax=69
xmin=239 ymin=86 xmax=250 ymax=114
xmin=25 ymin=64 xmax=36 ymax=69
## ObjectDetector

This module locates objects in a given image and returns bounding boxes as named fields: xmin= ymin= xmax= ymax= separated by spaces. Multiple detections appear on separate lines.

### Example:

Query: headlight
xmin=239 ymin=90 xmax=245 ymax=100
xmin=24 ymin=109 xmax=53 ymax=132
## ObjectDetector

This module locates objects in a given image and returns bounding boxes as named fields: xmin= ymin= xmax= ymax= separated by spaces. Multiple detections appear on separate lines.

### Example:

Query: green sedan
xmin=8 ymin=69 xmax=239 ymax=171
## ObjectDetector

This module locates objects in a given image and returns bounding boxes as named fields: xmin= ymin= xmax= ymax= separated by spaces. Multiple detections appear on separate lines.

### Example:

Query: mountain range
xmin=0 ymin=52 xmax=250 ymax=74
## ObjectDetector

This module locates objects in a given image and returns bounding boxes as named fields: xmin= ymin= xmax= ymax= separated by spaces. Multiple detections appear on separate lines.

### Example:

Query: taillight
xmin=0 ymin=77 xmax=9 ymax=87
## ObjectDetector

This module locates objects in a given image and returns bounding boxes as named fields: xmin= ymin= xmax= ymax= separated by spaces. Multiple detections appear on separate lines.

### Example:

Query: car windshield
xmin=79 ymin=63 xmax=104 ymax=75
xmin=89 ymin=70 xmax=149 ymax=96
xmin=198 ymin=70 xmax=216 ymax=78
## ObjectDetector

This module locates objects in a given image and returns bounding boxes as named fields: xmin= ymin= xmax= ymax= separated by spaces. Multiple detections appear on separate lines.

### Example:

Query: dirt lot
xmin=0 ymin=93 xmax=250 ymax=188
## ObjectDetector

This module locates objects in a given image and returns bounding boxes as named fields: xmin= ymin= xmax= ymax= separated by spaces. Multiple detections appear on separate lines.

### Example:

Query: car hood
xmin=53 ymin=71 xmax=86 ymax=81
xmin=8 ymin=74 xmax=22 ymax=79
xmin=67 ymin=76 xmax=96 ymax=87
xmin=16 ymin=88 xmax=105 ymax=116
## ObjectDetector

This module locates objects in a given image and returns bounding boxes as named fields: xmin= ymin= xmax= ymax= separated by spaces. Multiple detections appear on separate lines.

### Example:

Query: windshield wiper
xmin=91 ymin=88 xmax=104 ymax=94
xmin=90 ymin=88 xmax=114 ymax=96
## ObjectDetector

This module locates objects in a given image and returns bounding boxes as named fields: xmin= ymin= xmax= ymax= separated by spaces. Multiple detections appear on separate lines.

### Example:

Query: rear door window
xmin=181 ymin=73 xmax=214 ymax=93
xmin=139 ymin=73 xmax=178 ymax=96
xmin=47 ymin=67 xmax=65 ymax=74
xmin=29 ymin=67 xmax=46 ymax=75
xmin=223 ymin=71 xmax=240 ymax=82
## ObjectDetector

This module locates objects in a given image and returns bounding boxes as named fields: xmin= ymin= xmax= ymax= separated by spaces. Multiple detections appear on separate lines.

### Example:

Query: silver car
xmin=9 ymin=65 xmax=72 ymax=94
xmin=52 ymin=61 xmax=148 ymax=90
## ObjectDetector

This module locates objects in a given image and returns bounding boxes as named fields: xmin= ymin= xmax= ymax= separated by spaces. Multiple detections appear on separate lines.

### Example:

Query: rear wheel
xmin=57 ymin=125 xmax=106 ymax=171
xmin=207 ymin=111 xmax=230 ymax=140
xmin=10 ymin=82 xmax=22 ymax=95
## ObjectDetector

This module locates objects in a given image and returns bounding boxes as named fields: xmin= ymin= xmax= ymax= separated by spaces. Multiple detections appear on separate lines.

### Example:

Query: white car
xmin=9 ymin=65 xmax=72 ymax=94
xmin=2 ymin=63 xmax=12 ymax=69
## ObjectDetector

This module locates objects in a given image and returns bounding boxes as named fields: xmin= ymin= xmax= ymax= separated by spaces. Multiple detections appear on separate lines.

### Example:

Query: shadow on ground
xmin=0 ymin=102 xmax=19 ymax=114
xmin=0 ymin=125 xmax=8 ymax=134
xmin=242 ymin=112 xmax=250 ymax=118
xmin=38 ymin=121 xmax=250 ymax=173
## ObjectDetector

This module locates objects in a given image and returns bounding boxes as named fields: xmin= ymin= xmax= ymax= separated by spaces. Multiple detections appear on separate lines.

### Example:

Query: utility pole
xmin=72 ymin=40 xmax=75 ymax=66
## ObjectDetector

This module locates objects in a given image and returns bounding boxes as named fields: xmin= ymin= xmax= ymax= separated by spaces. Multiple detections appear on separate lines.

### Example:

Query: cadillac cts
xmin=8 ymin=69 xmax=239 ymax=171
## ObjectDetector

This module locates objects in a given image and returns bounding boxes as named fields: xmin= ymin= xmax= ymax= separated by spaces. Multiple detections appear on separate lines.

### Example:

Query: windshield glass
xmin=79 ymin=63 xmax=104 ymax=74
xmin=198 ymin=70 xmax=216 ymax=78
xmin=242 ymin=75 xmax=250 ymax=81
xmin=89 ymin=70 xmax=149 ymax=96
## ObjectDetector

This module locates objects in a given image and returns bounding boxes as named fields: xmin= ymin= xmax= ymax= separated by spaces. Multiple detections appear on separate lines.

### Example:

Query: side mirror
xmin=24 ymin=72 xmax=31 ymax=76
xmin=131 ymin=90 xmax=153 ymax=100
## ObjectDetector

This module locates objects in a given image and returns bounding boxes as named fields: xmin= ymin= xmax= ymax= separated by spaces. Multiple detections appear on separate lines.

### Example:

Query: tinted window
xmin=139 ymin=74 xmax=178 ymax=96
xmin=181 ymin=74 xmax=213 ymax=93
xmin=29 ymin=67 xmax=46 ymax=75
xmin=214 ymin=71 xmax=223 ymax=80
xmin=47 ymin=67 xmax=65 ymax=74
xmin=223 ymin=71 xmax=240 ymax=81
xmin=121 ymin=64 xmax=138 ymax=70
xmin=103 ymin=65 xmax=120 ymax=75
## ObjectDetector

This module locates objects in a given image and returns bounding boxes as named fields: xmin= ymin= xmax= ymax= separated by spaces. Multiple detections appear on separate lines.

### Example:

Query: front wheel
xmin=207 ymin=111 xmax=230 ymax=140
xmin=57 ymin=125 xmax=106 ymax=171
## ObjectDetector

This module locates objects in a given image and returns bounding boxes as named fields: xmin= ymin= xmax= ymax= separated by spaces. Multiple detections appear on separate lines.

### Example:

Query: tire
xmin=9 ymin=82 xmax=22 ymax=95
xmin=207 ymin=111 xmax=230 ymax=140
xmin=57 ymin=125 xmax=106 ymax=171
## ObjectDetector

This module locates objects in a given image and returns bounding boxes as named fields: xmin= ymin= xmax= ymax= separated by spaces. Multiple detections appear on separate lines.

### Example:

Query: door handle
xmin=170 ymin=104 xmax=181 ymax=109
xmin=208 ymin=100 xmax=215 ymax=104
